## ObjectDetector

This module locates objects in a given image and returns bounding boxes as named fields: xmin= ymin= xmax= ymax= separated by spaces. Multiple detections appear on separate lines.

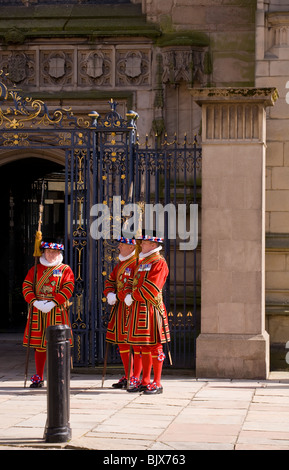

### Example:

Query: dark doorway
xmin=0 ymin=157 xmax=65 ymax=330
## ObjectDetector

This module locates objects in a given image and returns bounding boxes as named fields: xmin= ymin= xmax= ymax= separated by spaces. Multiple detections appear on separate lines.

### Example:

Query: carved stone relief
xmin=0 ymin=51 xmax=35 ymax=85
xmin=116 ymin=50 xmax=150 ymax=86
xmin=265 ymin=13 xmax=289 ymax=57
xmin=41 ymin=51 xmax=73 ymax=86
xmin=162 ymin=47 xmax=210 ymax=87
xmin=78 ymin=50 xmax=112 ymax=86
xmin=0 ymin=45 xmax=210 ymax=91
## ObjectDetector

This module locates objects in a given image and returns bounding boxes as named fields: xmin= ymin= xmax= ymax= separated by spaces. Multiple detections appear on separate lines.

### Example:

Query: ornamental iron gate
xmin=0 ymin=81 xmax=201 ymax=369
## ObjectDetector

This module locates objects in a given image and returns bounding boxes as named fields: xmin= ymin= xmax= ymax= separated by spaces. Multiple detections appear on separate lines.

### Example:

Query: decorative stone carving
xmin=162 ymin=47 xmax=211 ymax=86
xmin=78 ymin=50 xmax=112 ymax=86
xmin=41 ymin=51 xmax=73 ymax=86
xmin=4 ymin=28 xmax=26 ymax=45
xmin=116 ymin=50 xmax=150 ymax=86
xmin=0 ymin=51 xmax=35 ymax=85
xmin=125 ymin=54 xmax=142 ymax=78
xmin=265 ymin=12 xmax=289 ymax=56
xmin=48 ymin=56 xmax=65 ymax=79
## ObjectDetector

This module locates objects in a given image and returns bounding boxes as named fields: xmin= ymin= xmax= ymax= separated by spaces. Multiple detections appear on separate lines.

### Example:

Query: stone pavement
xmin=1 ymin=333 xmax=289 ymax=451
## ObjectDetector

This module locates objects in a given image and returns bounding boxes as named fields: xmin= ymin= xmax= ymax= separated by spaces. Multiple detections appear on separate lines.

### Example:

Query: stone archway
xmin=0 ymin=148 xmax=65 ymax=167
xmin=0 ymin=155 xmax=65 ymax=329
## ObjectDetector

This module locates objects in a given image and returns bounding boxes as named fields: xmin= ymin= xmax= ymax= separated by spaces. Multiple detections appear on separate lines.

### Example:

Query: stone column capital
xmin=190 ymin=87 xmax=278 ymax=107
xmin=190 ymin=87 xmax=278 ymax=143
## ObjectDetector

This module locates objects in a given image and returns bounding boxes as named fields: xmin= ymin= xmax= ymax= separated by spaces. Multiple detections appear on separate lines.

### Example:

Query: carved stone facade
xmin=0 ymin=46 xmax=152 ymax=89
xmin=0 ymin=45 xmax=209 ymax=140
xmin=265 ymin=12 xmax=289 ymax=55
xmin=0 ymin=0 xmax=257 ymax=144
xmin=0 ymin=51 xmax=35 ymax=85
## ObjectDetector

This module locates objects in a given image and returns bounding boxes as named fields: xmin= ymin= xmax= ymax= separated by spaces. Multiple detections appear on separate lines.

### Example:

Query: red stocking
xmin=35 ymin=348 xmax=47 ymax=380
xmin=151 ymin=344 xmax=165 ymax=387
xmin=118 ymin=344 xmax=133 ymax=379
xmin=132 ymin=346 xmax=142 ymax=379
xmin=141 ymin=346 xmax=152 ymax=386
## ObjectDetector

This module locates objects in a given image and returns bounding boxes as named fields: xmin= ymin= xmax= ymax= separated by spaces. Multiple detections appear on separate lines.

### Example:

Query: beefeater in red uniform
xmin=23 ymin=240 xmax=74 ymax=388
xmin=103 ymin=236 xmax=142 ymax=389
xmin=125 ymin=231 xmax=170 ymax=395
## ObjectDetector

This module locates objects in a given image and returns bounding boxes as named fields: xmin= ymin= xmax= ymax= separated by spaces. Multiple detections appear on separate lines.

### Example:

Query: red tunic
xmin=126 ymin=251 xmax=170 ymax=346
xmin=23 ymin=262 xmax=75 ymax=349
xmin=104 ymin=254 xmax=138 ymax=344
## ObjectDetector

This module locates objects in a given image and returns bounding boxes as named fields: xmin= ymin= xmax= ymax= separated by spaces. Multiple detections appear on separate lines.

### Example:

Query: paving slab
xmin=1 ymin=333 xmax=289 ymax=453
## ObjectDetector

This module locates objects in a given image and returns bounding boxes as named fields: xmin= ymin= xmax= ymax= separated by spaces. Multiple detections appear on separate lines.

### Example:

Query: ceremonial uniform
xmin=125 ymin=235 xmax=170 ymax=394
xmin=103 ymin=237 xmax=141 ymax=389
xmin=23 ymin=241 xmax=74 ymax=387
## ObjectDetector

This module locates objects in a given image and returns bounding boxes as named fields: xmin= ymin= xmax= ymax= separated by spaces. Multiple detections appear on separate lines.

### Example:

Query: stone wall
xmin=143 ymin=0 xmax=256 ymax=87
xmin=256 ymin=0 xmax=289 ymax=366
xmin=0 ymin=1 xmax=257 ymax=143
xmin=141 ymin=0 xmax=257 ymax=150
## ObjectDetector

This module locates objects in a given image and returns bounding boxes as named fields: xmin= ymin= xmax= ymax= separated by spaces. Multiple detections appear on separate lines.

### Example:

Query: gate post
xmin=44 ymin=325 xmax=71 ymax=443
xmin=191 ymin=87 xmax=278 ymax=379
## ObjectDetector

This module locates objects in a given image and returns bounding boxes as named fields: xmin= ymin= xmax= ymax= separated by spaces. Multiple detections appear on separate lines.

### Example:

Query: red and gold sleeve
xmin=22 ymin=266 xmax=37 ymax=305
xmin=116 ymin=262 xmax=136 ymax=301
xmin=116 ymin=277 xmax=133 ymax=301
xmin=103 ymin=264 xmax=118 ymax=297
xmin=132 ymin=259 xmax=169 ymax=304
xmin=53 ymin=266 xmax=75 ymax=307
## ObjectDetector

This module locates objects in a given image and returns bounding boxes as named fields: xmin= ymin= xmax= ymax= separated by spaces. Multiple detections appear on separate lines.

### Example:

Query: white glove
xmin=41 ymin=301 xmax=56 ymax=313
xmin=33 ymin=300 xmax=47 ymax=312
xmin=34 ymin=300 xmax=56 ymax=313
xmin=124 ymin=294 xmax=133 ymax=307
xmin=107 ymin=292 xmax=117 ymax=305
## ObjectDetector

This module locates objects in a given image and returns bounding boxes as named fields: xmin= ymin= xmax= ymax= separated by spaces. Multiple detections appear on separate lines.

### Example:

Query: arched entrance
xmin=0 ymin=157 xmax=65 ymax=329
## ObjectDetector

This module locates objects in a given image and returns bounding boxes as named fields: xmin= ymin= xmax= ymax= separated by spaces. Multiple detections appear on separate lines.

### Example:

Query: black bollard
xmin=44 ymin=324 xmax=71 ymax=443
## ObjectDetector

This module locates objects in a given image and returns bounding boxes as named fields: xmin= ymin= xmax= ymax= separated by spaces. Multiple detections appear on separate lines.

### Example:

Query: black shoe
xmin=126 ymin=376 xmax=142 ymax=392
xmin=143 ymin=382 xmax=163 ymax=395
xmin=112 ymin=376 xmax=127 ymax=389
xmin=127 ymin=386 xmax=140 ymax=393
xmin=30 ymin=381 xmax=44 ymax=388
xmin=127 ymin=384 xmax=147 ymax=393
xmin=30 ymin=375 xmax=44 ymax=388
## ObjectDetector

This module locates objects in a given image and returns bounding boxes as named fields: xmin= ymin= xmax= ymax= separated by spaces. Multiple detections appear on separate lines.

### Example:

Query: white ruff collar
xmin=40 ymin=253 xmax=63 ymax=267
xmin=139 ymin=246 xmax=162 ymax=259
xmin=119 ymin=250 xmax=135 ymax=262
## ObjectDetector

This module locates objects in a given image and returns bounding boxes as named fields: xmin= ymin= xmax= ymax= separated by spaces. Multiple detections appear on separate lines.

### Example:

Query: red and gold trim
xmin=104 ymin=254 xmax=137 ymax=344
xmin=126 ymin=252 xmax=170 ymax=346
xmin=22 ymin=262 xmax=75 ymax=350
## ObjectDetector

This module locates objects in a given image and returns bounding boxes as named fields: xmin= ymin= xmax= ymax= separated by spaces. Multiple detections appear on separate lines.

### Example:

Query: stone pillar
xmin=190 ymin=88 xmax=278 ymax=379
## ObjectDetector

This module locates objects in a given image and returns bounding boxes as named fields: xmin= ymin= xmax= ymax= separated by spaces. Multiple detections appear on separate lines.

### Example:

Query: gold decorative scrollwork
xmin=72 ymin=236 xmax=87 ymax=281
xmin=77 ymin=154 xmax=85 ymax=184
xmin=59 ymin=132 xmax=72 ymax=146
xmin=0 ymin=72 xmax=85 ymax=132
xmin=3 ymin=132 xmax=29 ymax=146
